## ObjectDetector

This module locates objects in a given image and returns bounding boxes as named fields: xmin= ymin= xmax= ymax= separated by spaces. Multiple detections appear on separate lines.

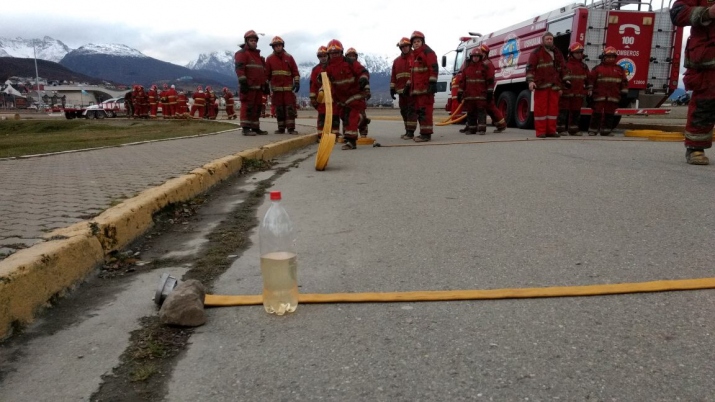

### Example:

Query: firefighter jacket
xmin=458 ymin=58 xmax=495 ymax=101
xmin=223 ymin=91 xmax=235 ymax=107
xmin=167 ymin=88 xmax=178 ymax=105
xmin=266 ymin=51 xmax=300 ymax=93
xmin=671 ymin=0 xmax=715 ymax=70
xmin=588 ymin=60 xmax=628 ymax=103
xmin=526 ymin=46 xmax=566 ymax=90
xmin=562 ymin=57 xmax=590 ymax=98
xmin=409 ymin=45 xmax=439 ymax=96
xmin=206 ymin=90 xmax=217 ymax=106
xmin=234 ymin=45 xmax=267 ymax=89
xmin=159 ymin=89 xmax=168 ymax=103
xmin=391 ymin=51 xmax=412 ymax=95
xmin=192 ymin=91 xmax=206 ymax=107
xmin=325 ymin=56 xmax=370 ymax=106
xmin=148 ymin=88 xmax=158 ymax=105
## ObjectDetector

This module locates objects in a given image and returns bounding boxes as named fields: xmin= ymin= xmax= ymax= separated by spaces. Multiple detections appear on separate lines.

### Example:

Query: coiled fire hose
xmin=315 ymin=72 xmax=335 ymax=171
xmin=435 ymin=100 xmax=467 ymax=126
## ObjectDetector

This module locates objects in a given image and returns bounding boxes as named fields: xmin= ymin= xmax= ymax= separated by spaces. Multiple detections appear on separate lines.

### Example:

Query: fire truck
xmin=442 ymin=0 xmax=684 ymax=130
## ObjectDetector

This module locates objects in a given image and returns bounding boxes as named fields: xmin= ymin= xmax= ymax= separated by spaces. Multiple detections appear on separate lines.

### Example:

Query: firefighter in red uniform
xmin=190 ymin=85 xmax=206 ymax=119
xmin=235 ymin=30 xmax=269 ymax=136
xmin=266 ymin=36 xmax=301 ymax=134
xmin=223 ymin=87 xmax=237 ymax=119
xmin=478 ymin=43 xmax=507 ymax=133
xmin=345 ymin=47 xmax=370 ymax=137
xmin=558 ymin=42 xmax=590 ymax=136
xmin=148 ymin=84 xmax=159 ymax=118
xmin=176 ymin=90 xmax=188 ymax=117
xmin=671 ymin=1 xmax=715 ymax=165
xmin=406 ymin=31 xmax=439 ymax=142
xmin=159 ymin=84 xmax=169 ymax=118
xmin=457 ymin=46 xmax=494 ymax=134
xmin=131 ymin=85 xmax=140 ymax=118
xmin=166 ymin=84 xmax=178 ymax=118
xmin=586 ymin=46 xmax=628 ymax=136
xmin=137 ymin=85 xmax=149 ymax=118
xmin=325 ymin=39 xmax=370 ymax=150
xmin=526 ymin=31 xmax=566 ymax=138
xmin=310 ymin=46 xmax=338 ymax=139
xmin=391 ymin=37 xmax=417 ymax=139
xmin=205 ymin=86 xmax=217 ymax=119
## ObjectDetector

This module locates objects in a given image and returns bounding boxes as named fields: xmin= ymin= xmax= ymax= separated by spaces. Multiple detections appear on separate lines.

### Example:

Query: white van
xmin=392 ymin=74 xmax=451 ymax=109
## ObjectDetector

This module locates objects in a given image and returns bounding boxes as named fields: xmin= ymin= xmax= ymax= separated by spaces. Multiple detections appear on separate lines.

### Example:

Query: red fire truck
xmin=442 ymin=0 xmax=684 ymax=130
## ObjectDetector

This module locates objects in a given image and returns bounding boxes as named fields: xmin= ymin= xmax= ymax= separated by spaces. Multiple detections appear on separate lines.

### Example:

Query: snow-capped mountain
xmin=0 ymin=36 xmax=71 ymax=62
xmin=68 ymin=43 xmax=147 ymax=58
xmin=186 ymin=50 xmax=234 ymax=73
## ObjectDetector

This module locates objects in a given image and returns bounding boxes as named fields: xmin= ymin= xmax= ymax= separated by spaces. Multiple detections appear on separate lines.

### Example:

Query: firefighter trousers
xmin=240 ymin=90 xmax=263 ymax=129
xmin=533 ymin=88 xmax=559 ymax=136
xmin=683 ymin=69 xmax=715 ymax=150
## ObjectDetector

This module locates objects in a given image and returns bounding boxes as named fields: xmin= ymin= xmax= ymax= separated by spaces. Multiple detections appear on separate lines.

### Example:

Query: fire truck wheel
xmin=515 ymin=89 xmax=534 ymax=130
xmin=96 ymin=111 xmax=105 ymax=119
xmin=496 ymin=91 xmax=517 ymax=128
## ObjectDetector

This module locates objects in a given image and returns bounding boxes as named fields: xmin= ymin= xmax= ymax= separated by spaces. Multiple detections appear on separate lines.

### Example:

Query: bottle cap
xmin=269 ymin=191 xmax=281 ymax=201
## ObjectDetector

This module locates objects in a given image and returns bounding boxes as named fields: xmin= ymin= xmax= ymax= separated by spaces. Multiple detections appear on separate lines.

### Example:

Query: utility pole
xmin=33 ymin=39 xmax=42 ymax=111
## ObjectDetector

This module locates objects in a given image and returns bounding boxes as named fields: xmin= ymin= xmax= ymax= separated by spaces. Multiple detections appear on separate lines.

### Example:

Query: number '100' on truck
xmin=442 ymin=0 xmax=683 ymax=130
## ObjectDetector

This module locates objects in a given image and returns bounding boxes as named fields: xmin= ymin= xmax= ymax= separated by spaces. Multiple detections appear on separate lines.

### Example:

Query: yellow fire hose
xmin=204 ymin=277 xmax=715 ymax=307
xmin=436 ymin=101 xmax=467 ymax=126
xmin=315 ymin=72 xmax=336 ymax=171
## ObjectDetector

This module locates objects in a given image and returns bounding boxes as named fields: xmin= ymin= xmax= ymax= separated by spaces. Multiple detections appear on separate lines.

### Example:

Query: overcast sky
xmin=2 ymin=0 xmax=611 ymax=66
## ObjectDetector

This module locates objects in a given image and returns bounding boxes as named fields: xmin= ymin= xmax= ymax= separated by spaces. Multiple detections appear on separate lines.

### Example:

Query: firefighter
xmin=124 ymin=90 xmax=134 ymax=118
xmin=266 ymin=36 xmax=301 ymax=134
xmin=325 ymin=39 xmax=370 ymax=150
xmin=478 ymin=43 xmax=507 ymax=133
xmin=223 ymin=87 xmax=237 ymax=120
xmin=205 ymin=85 xmax=217 ymax=119
xmin=166 ymin=84 xmax=178 ymax=118
xmin=558 ymin=42 xmax=590 ymax=136
xmin=526 ymin=31 xmax=566 ymax=138
xmin=148 ymin=84 xmax=159 ymax=118
xmin=310 ymin=46 xmax=338 ymax=140
xmin=406 ymin=31 xmax=439 ymax=142
xmin=457 ymin=46 xmax=494 ymax=134
xmin=235 ymin=30 xmax=269 ymax=136
xmin=190 ymin=85 xmax=206 ymax=119
xmin=176 ymin=90 xmax=188 ymax=117
xmin=586 ymin=46 xmax=628 ymax=136
xmin=131 ymin=85 xmax=140 ymax=118
xmin=159 ymin=84 xmax=170 ymax=118
xmin=391 ymin=37 xmax=417 ymax=139
xmin=345 ymin=47 xmax=370 ymax=137
xmin=671 ymin=1 xmax=715 ymax=165
xmin=137 ymin=85 xmax=149 ymax=118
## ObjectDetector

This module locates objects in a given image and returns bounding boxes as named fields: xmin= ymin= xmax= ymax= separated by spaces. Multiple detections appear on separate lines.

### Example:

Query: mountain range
xmin=0 ymin=36 xmax=394 ymax=100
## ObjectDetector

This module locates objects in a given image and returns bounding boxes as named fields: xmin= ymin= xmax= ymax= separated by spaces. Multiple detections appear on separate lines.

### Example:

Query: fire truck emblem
xmin=618 ymin=58 xmax=636 ymax=81
xmin=499 ymin=34 xmax=520 ymax=78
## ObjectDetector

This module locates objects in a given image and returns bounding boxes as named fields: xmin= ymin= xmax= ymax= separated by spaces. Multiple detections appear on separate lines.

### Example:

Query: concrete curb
xmin=0 ymin=133 xmax=319 ymax=340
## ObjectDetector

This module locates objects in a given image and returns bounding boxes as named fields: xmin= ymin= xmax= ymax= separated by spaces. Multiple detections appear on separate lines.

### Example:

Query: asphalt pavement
xmin=1 ymin=115 xmax=715 ymax=401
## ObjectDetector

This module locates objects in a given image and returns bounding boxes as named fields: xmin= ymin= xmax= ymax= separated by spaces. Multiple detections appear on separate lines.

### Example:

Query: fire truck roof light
xmin=468 ymin=32 xmax=482 ymax=37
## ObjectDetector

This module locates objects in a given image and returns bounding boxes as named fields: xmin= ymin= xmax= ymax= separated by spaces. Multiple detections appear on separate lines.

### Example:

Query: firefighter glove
xmin=403 ymin=84 xmax=410 ymax=97
xmin=239 ymin=80 xmax=249 ymax=94
xmin=429 ymin=81 xmax=438 ymax=94
xmin=293 ymin=82 xmax=300 ymax=93
xmin=359 ymin=77 xmax=369 ymax=90
xmin=457 ymin=92 xmax=463 ymax=103
xmin=390 ymin=88 xmax=396 ymax=100
xmin=262 ymin=83 xmax=270 ymax=95
xmin=486 ymin=90 xmax=493 ymax=103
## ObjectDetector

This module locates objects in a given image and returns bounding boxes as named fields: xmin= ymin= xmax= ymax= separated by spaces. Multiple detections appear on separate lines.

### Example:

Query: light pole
xmin=33 ymin=39 xmax=43 ymax=111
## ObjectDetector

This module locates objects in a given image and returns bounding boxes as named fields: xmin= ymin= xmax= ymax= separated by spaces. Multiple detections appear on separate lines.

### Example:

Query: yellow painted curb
xmin=1 ymin=135 xmax=317 ymax=340
xmin=0 ymin=235 xmax=104 ymax=339
xmin=624 ymin=129 xmax=665 ymax=138
xmin=649 ymin=134 xmax=684 ymax=142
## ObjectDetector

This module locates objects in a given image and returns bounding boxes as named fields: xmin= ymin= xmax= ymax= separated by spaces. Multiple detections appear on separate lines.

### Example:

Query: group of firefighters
xmin=444 ymin=31 xmax=628 ymax=138
xmin=123 ymin=84 xmax=238 ymax=120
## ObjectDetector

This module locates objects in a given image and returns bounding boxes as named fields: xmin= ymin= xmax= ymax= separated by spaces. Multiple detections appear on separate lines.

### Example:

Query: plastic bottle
xmin=259 ymin=191 xmax=298 ymax=315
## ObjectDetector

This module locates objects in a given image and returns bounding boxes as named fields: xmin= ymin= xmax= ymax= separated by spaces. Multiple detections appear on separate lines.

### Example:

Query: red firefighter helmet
xmin=603 ymin=46 xmax=617 ymax=57
xmin=151 ymin=84 xmax=158 ymax=91
xmin=317 ymin=45 xmax=328 ymax=56
xmin=244 ymin=30 xmax=259 ymax=41
xmin=270 ymin=36 xmax=284 ymax=47
xmin=569 ymin=42 xmax=584 ymax=53
xmin=397 ymin=37 xmax=411 ymax=48
xmin=479 ymin=43 xmax=489 ymax=54
xmin=410 ymin=31 xmax=425 ymax=43
xmin=470 ymin=47 xmax=482 ymax=57
xmin=222 ymin=87 xmax=229 ymax=93
xmin=327 ymin=39 xmax=343 ymax=53
xmin=346 ymin=47 xmax=357 ymax=57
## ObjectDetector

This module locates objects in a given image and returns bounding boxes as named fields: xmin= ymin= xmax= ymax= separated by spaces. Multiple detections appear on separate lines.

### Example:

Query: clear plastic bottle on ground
xmin=259 ymin=191 xmax=298 ymax=315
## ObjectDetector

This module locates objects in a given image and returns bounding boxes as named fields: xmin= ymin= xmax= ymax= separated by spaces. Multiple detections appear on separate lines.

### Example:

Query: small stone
xmin=159 ymin=279 xmax=206 ymax=327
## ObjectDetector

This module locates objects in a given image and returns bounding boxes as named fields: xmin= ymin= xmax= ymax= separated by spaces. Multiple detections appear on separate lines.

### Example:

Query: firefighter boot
xmin=401 ymin=130 xmax=414 ymax=140
xmin=274 ymin=129 xmax=286 ymax=134
xmin=242 ymin=127 xmax=257 ymax=136
xmin=414 ymin=134 xmax=431 ymax=143
xmin=686 ymin=148 xmax=710 ymax=165
xmin=341 ymin=138 xmax=357 ymax=150
xmin=588 ymin=112 xmax=602 ymax=136
xmin=253 ymin=128 xmax=268 ymax=135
